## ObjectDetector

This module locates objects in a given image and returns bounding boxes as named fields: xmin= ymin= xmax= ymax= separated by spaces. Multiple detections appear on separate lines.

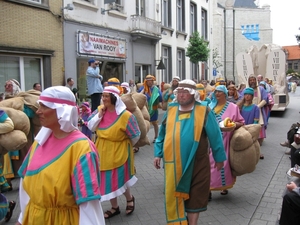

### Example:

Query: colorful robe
xmin=209 ymin=102 xmax=245 ymax=190
xmin=91 ymin=107 xmax=141 ymax=201
xmin=18 ymin=131 xmax=101 ymax=225
xmin=138 ymin=86 xmax=162 ymax=121
xmin=154 ymin=102 xmax=226 ymax=225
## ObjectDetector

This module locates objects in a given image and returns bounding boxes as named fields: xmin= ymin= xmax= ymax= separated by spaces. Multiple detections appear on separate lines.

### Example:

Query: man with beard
xmin=246 ymin=75 xmax=268 ymax=156
xmin=138 ymin=75 xmax=162 ymax=143
xmin=163 ymin=76 xmax=181 ymax=104
xmin=154 ymin=79 xmax=226 ymax=225
xmin=3 ymin=79 xmax=21 ymax=100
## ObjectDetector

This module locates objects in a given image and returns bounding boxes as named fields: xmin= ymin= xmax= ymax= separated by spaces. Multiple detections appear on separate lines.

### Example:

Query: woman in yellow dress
xmin=16 ymin=86 xmax=105 ymax=225
xmin=88 ymin=86 xmax=141 ymax=219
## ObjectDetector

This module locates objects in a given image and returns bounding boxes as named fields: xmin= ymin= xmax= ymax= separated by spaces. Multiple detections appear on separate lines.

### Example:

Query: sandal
xmin=133 ymin=147 xmax=139 ymax=153
xmin=220 ymin=190 xmax=228 ymax=195
xmin=5 ymin=201 xmax=16 ymax=222
xmin=104 ymin=206 xmax=120 ymax=219
xmin=260 ymin=154 xmax=264 ymax=160
xmin=208 ymin=192 xmax=212 ymax=201
xmin=126 ymin=195 xmax=135 ymax=215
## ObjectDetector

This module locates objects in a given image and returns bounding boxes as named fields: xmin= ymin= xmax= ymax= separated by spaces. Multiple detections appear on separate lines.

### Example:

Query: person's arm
xmin=79 ymin=200 xmax=105 ymax=225
xmin=86 ymin=67 xmax=101 ymax=78
xmin=17 ymin=178 xmax=30 ymax=224
xmin=125 ymin=114 xmax=141 ymax=146
xmin=153 ymin=113 xmax=167 ymax=169
xmin=205 ymin=109 xmax=227 ymax=163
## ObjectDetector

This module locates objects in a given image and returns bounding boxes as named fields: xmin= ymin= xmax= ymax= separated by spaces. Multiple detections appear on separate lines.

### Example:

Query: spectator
xmin=86 ymin=59 xmax=104 ymax=111
xmin=32 ymin=83 xmax=41 ymax=91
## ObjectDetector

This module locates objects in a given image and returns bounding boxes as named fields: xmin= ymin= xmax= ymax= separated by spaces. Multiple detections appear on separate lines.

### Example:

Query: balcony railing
xmin=131 ymin=15 xmax=162 ymax=37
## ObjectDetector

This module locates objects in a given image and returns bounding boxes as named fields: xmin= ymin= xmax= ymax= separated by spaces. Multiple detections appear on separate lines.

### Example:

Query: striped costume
xmin=91 ymin=106 xmax=141 ymax=201
xmin=18 ymin=131 xmax=101 ymax=225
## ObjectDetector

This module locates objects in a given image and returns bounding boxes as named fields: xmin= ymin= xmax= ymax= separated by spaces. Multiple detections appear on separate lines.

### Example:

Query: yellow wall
xmin=0 ymin=0 xmax=64 ymax=85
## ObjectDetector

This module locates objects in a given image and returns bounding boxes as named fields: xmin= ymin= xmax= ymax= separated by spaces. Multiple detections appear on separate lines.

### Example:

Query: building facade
xmin=63 ymin=0 xmax=161 ymax=99
xmin=0 ymin=0 xmax=64 ymax=91
xmin=212 ymin=0 xmax=272 ymax=83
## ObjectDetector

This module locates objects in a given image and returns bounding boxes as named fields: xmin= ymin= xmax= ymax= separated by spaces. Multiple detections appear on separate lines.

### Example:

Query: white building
xmin=212 ymin=0 xmax=272 ymax=83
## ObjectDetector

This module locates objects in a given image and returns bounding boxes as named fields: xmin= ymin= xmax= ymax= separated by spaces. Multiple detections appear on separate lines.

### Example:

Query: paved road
xmin=3 ymin=88 xmax=300 ymax=225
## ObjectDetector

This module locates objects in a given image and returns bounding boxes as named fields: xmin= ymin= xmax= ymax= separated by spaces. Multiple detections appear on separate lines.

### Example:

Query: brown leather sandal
xmin=5 ymin=201 xmax=16 ymax=222
xmin=104 ymin=206 xmax=120 ymax=219
xmin=126 ymin=195 xmax=135 ymax=215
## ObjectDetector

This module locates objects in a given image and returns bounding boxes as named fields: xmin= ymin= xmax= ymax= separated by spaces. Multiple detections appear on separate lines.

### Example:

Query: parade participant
xmin=209 ymin=85 xmax=245 ymax=196
xmin=128 ymin=79 xmax=136 ymax=93
xmin=0 ymin=109 xmax=16 ymax=222
xmin=78 ymin=102 xmax=92 ymax=139
xmin=3 ymin=79 xmax=21 ymax=100
xmin=86 ymin=58 xmax=104 ymax=111
xmin=163 ymin=76 xmax=180 ymax=103
xmin=16 ymin=86 xmax=105 ymax=225
xmin=237 ymin=87 xmax=260 ymax=125
xmin=237 ymin=83 xmax=246 ymax=96
xmin=88 ymin=86 xmax=141 ymax=219
xmin=121 ymin=82 xmax=131 ymax=94
xmin=227 ymin=84 xmax=242 ymax=104
xmin=246 ymin=75 xmax=268 ymax=147
xmin=279 ymin=181 xmax=300 ymax=225
xmin=259 ymin=81 xmax=274 ymax=123
xmin=138 ymin=75 xmax=162 ymax=143
xmin=154 ymin=79 xmax=226 ymax=225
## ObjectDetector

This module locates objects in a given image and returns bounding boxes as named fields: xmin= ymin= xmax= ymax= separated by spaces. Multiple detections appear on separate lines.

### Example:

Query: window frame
xmin=177 ymin=48 xmax=185 ymax=80
xmin=162 ymin=45 xmax=172 ymax=83
xmin=176 ymin=0 xmax=185 ymax=32
xmin=190 ymin=2 xmax=197 ymax=34
xmin=201 ymin=8 xmax=208 ymax=40
xmin=7 ymin=0 xmax=49 ymax=9
xmin=0 ymin=54 xmax=44 ymax=92
xmin=162 ymin=0 xmax=172 ymax=27
xmin=136 ymin=0 xmax=145 ymax=16
xmin=294 ymin=62 xmax=298 ymax=70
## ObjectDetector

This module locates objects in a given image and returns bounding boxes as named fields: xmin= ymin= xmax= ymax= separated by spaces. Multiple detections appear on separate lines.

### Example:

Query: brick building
xmin=0 ymin=0 xmax=64 ymax=92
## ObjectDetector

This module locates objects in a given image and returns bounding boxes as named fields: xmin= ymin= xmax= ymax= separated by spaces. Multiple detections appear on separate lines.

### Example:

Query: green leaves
xmin=186 ymin=31 xmax=210 ymax=63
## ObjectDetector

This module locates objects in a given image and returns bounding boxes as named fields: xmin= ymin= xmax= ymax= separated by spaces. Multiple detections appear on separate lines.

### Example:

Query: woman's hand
xmin=98 ymin=106 xmax=106 ymax=118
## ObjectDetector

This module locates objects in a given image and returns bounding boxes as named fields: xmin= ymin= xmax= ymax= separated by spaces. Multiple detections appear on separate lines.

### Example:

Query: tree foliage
xmin=186 ymin=31 xmax=210 ymax=64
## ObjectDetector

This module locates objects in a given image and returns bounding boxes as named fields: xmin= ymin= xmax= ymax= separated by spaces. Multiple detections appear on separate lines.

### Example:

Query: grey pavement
xmin=3 ymin=88 xmax=300 ymax=225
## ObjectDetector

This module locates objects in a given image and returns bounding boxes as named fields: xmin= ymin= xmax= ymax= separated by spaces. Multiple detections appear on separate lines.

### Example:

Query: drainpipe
xmin=232 ymin=9 xmax=235 ymax=82
xmin=224 ymin=9 xmax=227 ymax=81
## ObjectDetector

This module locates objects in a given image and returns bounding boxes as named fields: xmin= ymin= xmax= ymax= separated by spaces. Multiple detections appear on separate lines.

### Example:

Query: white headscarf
xmin=35 ymin=86 xmax=78 ymax=145
xmin=173 ymin=79 xmax=201 ymax=103
xmin=103 ymin=86 xmax=126 ymax=115
xmin=121 ymin=82 xmax=131 ymax=94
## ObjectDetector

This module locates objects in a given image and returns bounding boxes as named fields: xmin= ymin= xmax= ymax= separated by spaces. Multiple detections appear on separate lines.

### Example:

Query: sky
xmin=258 ymin=0 xmax=300 ymax=46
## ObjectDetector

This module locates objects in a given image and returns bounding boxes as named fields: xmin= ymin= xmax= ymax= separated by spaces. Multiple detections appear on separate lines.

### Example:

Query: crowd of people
xmin=1 ymin=57 xmax=299 ymax=225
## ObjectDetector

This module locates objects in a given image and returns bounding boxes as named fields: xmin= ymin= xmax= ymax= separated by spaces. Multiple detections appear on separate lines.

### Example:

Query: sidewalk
xmin=3 ymin=90 xmax=300 ymax=225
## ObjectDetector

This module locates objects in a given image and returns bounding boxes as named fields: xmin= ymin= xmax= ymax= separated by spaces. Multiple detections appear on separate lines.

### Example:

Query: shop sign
xmin=77 ymin=30 xmax=126 ymax=59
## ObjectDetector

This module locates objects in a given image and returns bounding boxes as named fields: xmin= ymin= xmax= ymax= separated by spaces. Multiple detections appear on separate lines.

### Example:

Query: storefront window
xmin=77 ymin=58 xmax=124 ymax=101
xmin=0 ymin=55 xmax=42 ymax=93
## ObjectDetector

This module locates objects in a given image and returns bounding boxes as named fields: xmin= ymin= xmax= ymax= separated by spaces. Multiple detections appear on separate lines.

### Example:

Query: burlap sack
xmin=121 ymin=93 xmax=137 ymax=112
xmin=132 ymin=108 xmax=147 ymax=139
xmin=134 ymin=136 xmax=150 ymax=148
xmin=132 ymin=93 xmax=147 ymax=110
xmin=136 ymin=83 xmax=143 ymax=91
xmin=230 ymin=140 xmax=260 ymax=176
xmin=161 ymin=83 xmax=172 ymax=111
xmin=17 ymin=90 xmax=40 ymax=112
xmin=243 ymin=124 xmax=261 ymax=142
xmin=0 ymin=107 xmax=30 ymax=135
xmin=141 ymin=106 xmax=150 ymax=121
xmin=0 ymin=130 xmax=28 ymax=152
xmin=0 ymin=97 xmax=24 ymax=111
xmin=230 ymin=126 xmax=253 ymax=151
xmin=163 ymin=83 xmax=171 ymax=91
xmin=144 ymin=120 xmax=150 ymax=132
